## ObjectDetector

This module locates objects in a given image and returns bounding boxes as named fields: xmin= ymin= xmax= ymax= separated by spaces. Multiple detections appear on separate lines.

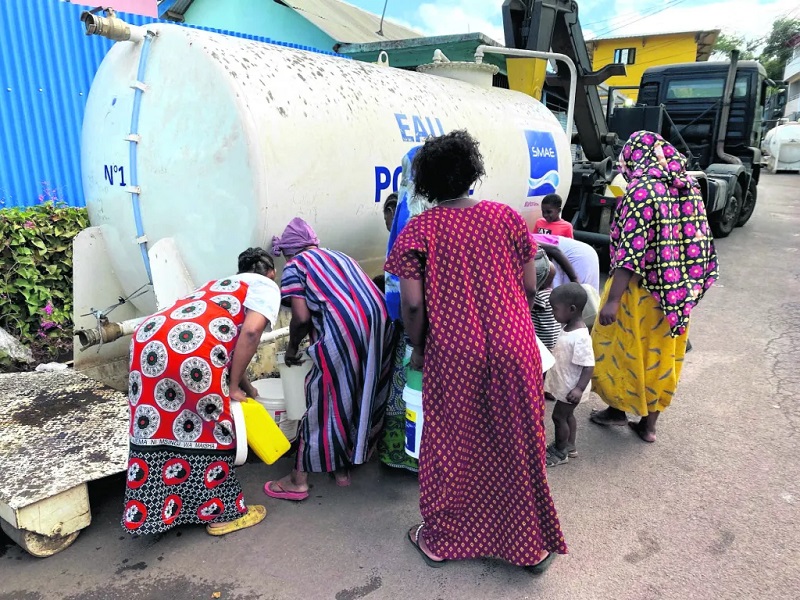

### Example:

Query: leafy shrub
xmin=0 ymin=200 xmax=88 ymax=370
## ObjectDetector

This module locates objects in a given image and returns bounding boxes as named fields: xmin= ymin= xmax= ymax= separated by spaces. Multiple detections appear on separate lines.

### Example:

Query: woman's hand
xmin=410 ymin=346 xmax=424 ymax=371
xmin=284 ymin=345 xmax=304 ymax=367
xmin=229 ymin=386 xmax=247 ymax=403
xmin=598 ymin=300 xmax=620 ymax=326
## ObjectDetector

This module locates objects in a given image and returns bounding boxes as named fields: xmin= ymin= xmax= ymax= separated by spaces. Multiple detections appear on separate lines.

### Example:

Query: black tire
xmin=710 ymin=181 xmax=742 ymax=238
xmin=736 ymin=178 xmax=757 ymax=227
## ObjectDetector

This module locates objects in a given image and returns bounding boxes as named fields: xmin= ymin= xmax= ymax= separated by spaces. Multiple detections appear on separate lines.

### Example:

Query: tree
xmin=713 ymin=33 xmax=759 ymax=60
xmin=760 ymin=17 xmax=800 ymax=81
xmin=713 ymin=19 xmax=800 ymax=81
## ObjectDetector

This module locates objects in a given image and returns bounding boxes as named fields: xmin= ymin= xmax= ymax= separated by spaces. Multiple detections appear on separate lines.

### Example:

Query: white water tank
xmin=82 ymin=24 xmax=573 ymax=314
xmin=763 ymin=122 xmax=800 ymax=173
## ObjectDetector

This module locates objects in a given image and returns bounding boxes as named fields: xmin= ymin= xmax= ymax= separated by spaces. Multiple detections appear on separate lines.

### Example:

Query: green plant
xmin=0 ymin=194 xmax=89 ymax=370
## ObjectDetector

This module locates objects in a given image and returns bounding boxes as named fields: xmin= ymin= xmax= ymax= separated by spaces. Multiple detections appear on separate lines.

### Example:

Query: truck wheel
xmin=710 ymin=181 xmax=742 ymax=238
xmin=736 ymin=179 xmax=757 ymax=227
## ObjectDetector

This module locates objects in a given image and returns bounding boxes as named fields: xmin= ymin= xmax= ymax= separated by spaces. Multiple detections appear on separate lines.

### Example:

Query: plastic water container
xmin=276 ymin=351 xmax=312 ymax=420
xmin=404 ymin=365 xmax=424 ymax=459
xmin=230 ymin=400 xmax=248 ymax=466
xmin=239 ymin=398 xmax=291 ymax=464
xmin=252 ymin=378 xmax=299 ymax=442
xmin=537 ymin=335 xmax=556 ymax=372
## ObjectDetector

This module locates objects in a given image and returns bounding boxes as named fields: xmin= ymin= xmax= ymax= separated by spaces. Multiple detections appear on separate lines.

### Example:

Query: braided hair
xmin=237 ymin=247 xmax=275 ymax=277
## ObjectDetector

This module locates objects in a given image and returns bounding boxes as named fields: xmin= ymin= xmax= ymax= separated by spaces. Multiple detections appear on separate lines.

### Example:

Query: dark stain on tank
xmin=87 ymin=451 xmax=109 ymax=463
xmin=11 ymin=390 xmax=113 ymax=427
xmin=277 ymin=107 xmax=287 ymax=117
xmin=297 ymin=73 xmax=306 ymax=82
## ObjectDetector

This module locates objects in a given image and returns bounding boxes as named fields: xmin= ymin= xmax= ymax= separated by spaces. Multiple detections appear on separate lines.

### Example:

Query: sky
xmin=346 ymin=0 xmax=800 ymax=48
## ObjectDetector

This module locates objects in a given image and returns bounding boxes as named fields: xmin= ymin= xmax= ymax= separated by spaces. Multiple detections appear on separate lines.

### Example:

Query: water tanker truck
xmin=2 ymin=15 xmax=579 ymax=556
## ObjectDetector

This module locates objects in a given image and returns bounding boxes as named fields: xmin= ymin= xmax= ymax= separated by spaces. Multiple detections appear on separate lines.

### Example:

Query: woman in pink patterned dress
xmin=385 ymin=131 xmax=567 ymax=573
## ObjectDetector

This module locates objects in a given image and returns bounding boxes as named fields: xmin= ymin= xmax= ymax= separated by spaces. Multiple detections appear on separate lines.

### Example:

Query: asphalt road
xmin=2 ymin=173 xmax=799 ymax=600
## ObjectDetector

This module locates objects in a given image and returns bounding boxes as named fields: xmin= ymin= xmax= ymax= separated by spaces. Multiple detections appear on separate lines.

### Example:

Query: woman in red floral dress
xmin=123 ymin=248 xmax=281 ymax=536
xmin=385 ymin=131 xmax=567 ymax=573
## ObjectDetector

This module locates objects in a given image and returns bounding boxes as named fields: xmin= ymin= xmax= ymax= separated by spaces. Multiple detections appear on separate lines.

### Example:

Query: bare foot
xmin=628 ymin=420 xmax=656 ymax=443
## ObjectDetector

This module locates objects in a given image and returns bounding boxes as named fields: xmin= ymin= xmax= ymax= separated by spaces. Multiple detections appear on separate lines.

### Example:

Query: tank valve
xmin=81 ymin=7 xmax=145 ymax=42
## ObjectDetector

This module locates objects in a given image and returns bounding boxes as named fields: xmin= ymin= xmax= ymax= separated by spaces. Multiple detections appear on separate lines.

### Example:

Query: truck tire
xmin=736 ymin=178 xmax=757 ymax=227
xmin=710 ymin=181 xmax=742 ymax=238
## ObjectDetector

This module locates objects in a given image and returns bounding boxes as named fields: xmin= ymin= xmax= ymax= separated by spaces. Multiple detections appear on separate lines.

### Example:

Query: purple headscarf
xmin=272 ymin=217 xmax=319 ymax=256
xmin=272 ymin=217 xmax=320 ymax=257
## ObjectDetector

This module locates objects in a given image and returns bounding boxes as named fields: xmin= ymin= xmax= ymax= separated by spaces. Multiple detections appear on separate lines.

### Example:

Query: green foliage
xmin=713 ymin=33 xmax=759 ymax=60
xmin=714 ymin=18 xmax=800 ymax=82
xmin=0 ymin=199 xmax=88 ymax=370
xmin=761 ymin=17 xmax=800 ymax=76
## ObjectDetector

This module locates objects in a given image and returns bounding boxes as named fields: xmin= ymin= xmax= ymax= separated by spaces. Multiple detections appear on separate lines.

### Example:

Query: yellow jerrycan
xmin=240 ymin=397 xmax=291 ymax=464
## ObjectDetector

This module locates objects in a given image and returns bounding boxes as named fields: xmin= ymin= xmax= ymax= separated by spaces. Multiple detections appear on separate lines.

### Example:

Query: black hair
xmin=383 ymin=193 xmax=398 ymax=213
xmin=541 ymin=194 xmax=563 ymax=209
xmin=372 ymin=274 xmax=386 ymax=293
xmin=237 ymin=247 xmax=275 ymax=276
xmin=550 ymin=282 xmax=588 ymax=312
xmin=412 ymin=130 xmax=485 ymax=203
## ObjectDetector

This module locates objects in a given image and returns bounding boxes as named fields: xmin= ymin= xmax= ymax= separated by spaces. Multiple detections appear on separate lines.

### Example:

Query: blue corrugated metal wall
xmin=0 ymin=0 xmax=340 ymax=208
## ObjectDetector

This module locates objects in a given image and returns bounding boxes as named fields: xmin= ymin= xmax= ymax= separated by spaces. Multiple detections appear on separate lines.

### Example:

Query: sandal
xmin=547 ymin=443 xmax=577 ymax=459
xmin=331 ymin=471 xmax=352 ymax=487
xmin=206 ymin=505 xmax=266 ymax=536
xmin=407 ymin=524 xmax=447 ymax=568
xmin=545 ymin=447 xmax=569 ymax=467
xmin=590 ymin=408 xmax=628 ymax=427
xmin=524 ymin=551 xmax=556 ymax=575
xmin=263 ymin=480 xmax=309 ymax=501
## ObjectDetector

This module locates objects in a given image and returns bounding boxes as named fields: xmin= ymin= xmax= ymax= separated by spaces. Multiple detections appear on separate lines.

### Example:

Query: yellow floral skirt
xmin=591 ymin=278 xmax=688 ymax=416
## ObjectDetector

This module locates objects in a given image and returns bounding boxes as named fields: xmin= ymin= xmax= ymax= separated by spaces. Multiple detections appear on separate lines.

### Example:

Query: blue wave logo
xmin=525 ymin=130 xmax=559 ymax=197
xmin=529 ymin=170 xmax=560 ymax=192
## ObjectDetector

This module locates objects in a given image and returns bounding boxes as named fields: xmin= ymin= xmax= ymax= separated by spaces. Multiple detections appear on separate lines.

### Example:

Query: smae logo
xmin=525 ymin=130 xmax=560 ymax=197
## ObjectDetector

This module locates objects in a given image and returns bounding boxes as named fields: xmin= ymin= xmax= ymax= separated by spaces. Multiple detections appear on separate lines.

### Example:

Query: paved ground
xmin=2 ymin=174 xmax=799 ymax=600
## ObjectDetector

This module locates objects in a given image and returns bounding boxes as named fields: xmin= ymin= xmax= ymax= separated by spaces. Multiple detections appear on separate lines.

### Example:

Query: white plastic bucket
xmin=404 ymin=386 xmax=424 ymax=459
xmin=276 ymin=351 xmax=312 ymax=420
xmin=537 ymin=335 xmax=556 ymax=372
xmin=252 ymin=378 xmax=300 ymax=442
xmin=230 ymin=400 xmax=248 ymax=466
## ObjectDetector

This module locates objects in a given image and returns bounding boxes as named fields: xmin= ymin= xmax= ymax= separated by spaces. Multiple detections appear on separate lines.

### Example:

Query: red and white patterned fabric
xmin=122 ymin=274 xmax=280 ymax=535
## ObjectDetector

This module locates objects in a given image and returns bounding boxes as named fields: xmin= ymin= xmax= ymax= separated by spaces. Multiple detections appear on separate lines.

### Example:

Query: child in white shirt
xmin=544 ymin=283 xmax=595 ymax=467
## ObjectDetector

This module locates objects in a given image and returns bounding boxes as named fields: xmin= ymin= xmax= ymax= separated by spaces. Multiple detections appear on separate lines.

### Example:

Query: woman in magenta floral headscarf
xmin=589 ymin=130 xmax=718 ymax=442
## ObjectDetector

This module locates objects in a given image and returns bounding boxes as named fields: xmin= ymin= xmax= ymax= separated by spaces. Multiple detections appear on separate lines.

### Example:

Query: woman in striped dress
xmin=263 ymin=218 xmax=393 ymax=500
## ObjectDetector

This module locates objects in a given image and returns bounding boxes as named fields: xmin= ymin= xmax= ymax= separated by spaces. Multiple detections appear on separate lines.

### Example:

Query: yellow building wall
xmin=591 ymin=33 xmax=699 ymax=102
